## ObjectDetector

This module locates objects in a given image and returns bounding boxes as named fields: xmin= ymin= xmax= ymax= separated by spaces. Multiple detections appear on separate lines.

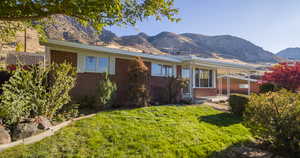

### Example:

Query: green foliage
xmin=54 ymin=103 xmax=79 ymax=122
xmin=244 ymin=89 xmax=300 ymax=157
xmin=0 ymin=63 xmax=76 ymax=125
xmin=0 ymin=106 xmax=252 ymax=158
xmin=228 ymin=94 xmax=249 ymax=117
xmin=259 ymin=82 xmax=281 ymax=93
xmin=0 ymin=21 xmax=26 ymax=42
xmin=15 ymin=42 xmax=24 ymax=52
xmin=0 ymin=0 xmax=180 ymax=32
xmin=0 ymin=69 xmax=11 ymax=94
xmin=127 ymin=57 xmax=150 ymax=107
xmin=42 ymin=63 xmax=76 ymax=119
xmin=78 ymin=96 xmax=96 ymax=109
xmin=95 ymin=73 xmax=117 ymax=109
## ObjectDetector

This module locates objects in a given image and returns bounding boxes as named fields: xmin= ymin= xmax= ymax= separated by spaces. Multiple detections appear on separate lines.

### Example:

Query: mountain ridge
xmin=277 ymin=48 xmax=300 ymax=60
xmin=43 ymin=15 xmax=280 ymax=63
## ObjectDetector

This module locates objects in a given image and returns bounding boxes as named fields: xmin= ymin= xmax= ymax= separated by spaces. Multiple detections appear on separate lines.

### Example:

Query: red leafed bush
xmin=127 ymin=57 xmax=150 ymax=107
xmin=261 ymin=62 xmax=300 ymax=92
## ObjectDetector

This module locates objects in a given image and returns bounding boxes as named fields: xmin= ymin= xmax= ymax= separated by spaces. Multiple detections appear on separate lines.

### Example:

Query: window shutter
xmin=109 ymin=57 xmax=116 ymax=75
xmin=77 ymin=54 xmax=85 ymax=73
xmin=173 ymin=65 xmax=177 ymax=77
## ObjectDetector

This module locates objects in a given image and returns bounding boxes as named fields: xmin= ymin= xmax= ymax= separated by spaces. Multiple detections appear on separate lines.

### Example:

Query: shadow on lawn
xmin=199 ymin=113 xmax=243 ymax=127
xmin=208 ymin=140 xmax=286 ymax=158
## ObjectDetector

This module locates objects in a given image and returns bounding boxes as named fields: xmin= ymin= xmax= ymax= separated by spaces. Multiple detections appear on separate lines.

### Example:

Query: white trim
xmin=218 ymin=74 xmax=257 ymax=82
xmin=42 ymin=40 xmax=181 ymax=63
xmin=151 ymin=62 xmax=175 ymax=77
xmin=193 ymin=68 xmax=215 ymax=88
xmin=173 ymin=65 xmax=177 ymax=77
xmin=109 ymin=57 xmax=116 ymax=75
xmin=83 ymin=55 xmax=111 ymax=74
xmin=239 ymin=84 xmax=249 ymax=89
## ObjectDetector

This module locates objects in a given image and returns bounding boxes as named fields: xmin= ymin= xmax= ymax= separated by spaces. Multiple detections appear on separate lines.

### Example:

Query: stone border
xmin=0 ymin=114 xmax=96 ymax=152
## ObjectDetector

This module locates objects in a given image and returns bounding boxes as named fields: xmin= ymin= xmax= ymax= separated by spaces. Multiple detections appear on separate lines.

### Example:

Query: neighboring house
xmin=41 ymin=40 xmax=257 ymax=104
xmin=217 ymin=74 xmax=259 ymax=95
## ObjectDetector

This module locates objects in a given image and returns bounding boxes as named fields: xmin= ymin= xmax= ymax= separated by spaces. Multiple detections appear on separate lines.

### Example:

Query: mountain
xmin=43 ymin=15 xmax=280 ymax=63
xmin=276 ymin=48 xmax=300 ymax=60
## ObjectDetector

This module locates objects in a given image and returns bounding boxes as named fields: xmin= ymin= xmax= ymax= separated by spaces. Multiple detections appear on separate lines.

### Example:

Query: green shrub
xmin=54 ymin=103 xmax=79 ymax=122
xmin=244 ymin=89 xmax=300 ymax=157
xmin=0 ymin=63 xmax=76 ymax=125
xmin=15 ymin=42 xmax=24 ymax=52
xmin=78 ymin=96 xmax=96 ymax=109
xmin=259 ymin=83 xmax=280 ymax=93
xmin=95 ymin=73 xmax=117 ymax=109
xmin=0 ymin=70 xmax=11 ymax=94
xmin=228 ymin=94 xmax=249 ymax=116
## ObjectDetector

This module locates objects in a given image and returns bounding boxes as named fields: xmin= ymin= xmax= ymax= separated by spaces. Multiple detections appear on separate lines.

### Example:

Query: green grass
xmin=0 ymin=105 xmax=252 ymax=158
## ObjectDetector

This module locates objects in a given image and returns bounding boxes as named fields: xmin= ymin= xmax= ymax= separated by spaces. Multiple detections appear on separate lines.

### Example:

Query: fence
xmin=0 ymin=51 xmax=45 ymax=68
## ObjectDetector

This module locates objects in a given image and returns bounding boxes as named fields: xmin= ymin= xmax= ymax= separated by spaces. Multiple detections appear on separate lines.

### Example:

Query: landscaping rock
xmin=0 ymin=125 xmax=11 ymax=144
xmin=35 ymin=116 xmax=52 ymax=130
xmin=12 ymin=122 xmax=39 ymax=140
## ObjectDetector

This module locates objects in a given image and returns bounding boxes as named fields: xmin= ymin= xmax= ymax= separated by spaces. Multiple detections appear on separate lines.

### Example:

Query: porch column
xmin=219 ymin=77 xmax=222 ymax=96
xmin=247 ymin=72 xmax=251 ymax=95
xmin=189 ymin=65 xmax=194 ymax=98
xmin=227 ymin=76 xmax=230 ymax=96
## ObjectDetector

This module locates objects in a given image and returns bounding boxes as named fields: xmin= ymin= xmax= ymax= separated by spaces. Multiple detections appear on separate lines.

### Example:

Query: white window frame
xmin=151 ymin=63 xmax=175 ymax=77
xmin=181 ymin=67 xmax=190 ymax=79
xmin=85 ymin=56 xmax=97 ymax=72
xmin=84 ymin=55 xmax=110 ymax=73
xmin=239 ymin=84 xmax=249 ymax=89
xmin=193 ymin=68 xmax=215 ymax=88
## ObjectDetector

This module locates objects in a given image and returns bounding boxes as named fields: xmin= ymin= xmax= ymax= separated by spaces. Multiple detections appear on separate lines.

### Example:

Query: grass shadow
xmin=208 ymin=140 xmax=285 ymax=158
xmin=199 ymin=113 xmax=243 ymax=127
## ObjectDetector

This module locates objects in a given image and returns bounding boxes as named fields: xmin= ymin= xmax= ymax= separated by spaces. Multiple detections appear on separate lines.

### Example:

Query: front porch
xmin=180 ymin=56 xmax=258 ymax=101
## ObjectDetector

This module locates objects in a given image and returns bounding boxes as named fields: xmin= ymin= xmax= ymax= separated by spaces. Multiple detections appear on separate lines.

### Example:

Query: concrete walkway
xmin=0 ymin=114 xmax=96 ymax=152
xmin=201 ymin=102 xmax=230 ymax=112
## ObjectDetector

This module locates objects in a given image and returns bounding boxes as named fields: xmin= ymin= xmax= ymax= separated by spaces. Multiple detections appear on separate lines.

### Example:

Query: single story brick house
xmin=41 ymin=40 xmax=257 ymax=104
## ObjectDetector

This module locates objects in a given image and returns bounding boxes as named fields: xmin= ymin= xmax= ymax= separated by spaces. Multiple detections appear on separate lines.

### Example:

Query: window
xmin=195 ymin=68 xmax=200 ymax=87
xmin=239 ymin=84 xmax=249 ymax=89
xmin=182 ymin=67 xmax=191 ymax=94
xmin=194 ymin=68 xmax=214 ymax=88
xmin=98 ymin=57 xmax=109 ymax=73
xmin=152 ymin=64 xmax=162 ymax=76
xmin=162 ymin=65 xmax=173 ymax=77
xmin=85 ymin=56 xmax=109 ymax=73
xmin=85 ymin=56 xmax=97 ymax=72
xmin=151 ymin=63 xmax=173 ymax=77
xmin=181 ymin=68 xmax=190 ymax=79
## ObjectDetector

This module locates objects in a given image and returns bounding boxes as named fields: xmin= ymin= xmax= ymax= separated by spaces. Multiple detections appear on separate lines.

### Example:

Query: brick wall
xmin=219 ymin=78 xmax=259 ymax=95
xmin=50 ymin=50 xmax=224 ymax=103
xmin=49 ymin=51 xmax=181 ymax=105
xmin=193 ymin=88 xmax=218 ymax=98
xmin=50 ymin=50 xmax=77 ymax=67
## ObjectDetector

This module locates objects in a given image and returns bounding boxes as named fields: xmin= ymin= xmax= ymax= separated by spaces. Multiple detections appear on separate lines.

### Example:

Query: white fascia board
xmin=41 ymin=40 xmax=182 ymax=63
xmin=182 ymin=56 xmax=257 ymax=71
xmin=217 ymin=74 xmax=258 ymax=82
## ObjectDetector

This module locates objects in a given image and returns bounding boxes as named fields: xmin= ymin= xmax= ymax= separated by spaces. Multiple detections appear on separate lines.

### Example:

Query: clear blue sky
xmin=107 ymin=0 xmax=300 ymax=53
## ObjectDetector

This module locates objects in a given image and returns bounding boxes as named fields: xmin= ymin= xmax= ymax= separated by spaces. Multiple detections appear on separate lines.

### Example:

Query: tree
xmin=0 ymin=21 xmax=26 ymax=51
xmin=127 ymin=57 xmax=150 ymax=107
xmin=261 ymin=62 xmax=300 ymax=92
xmin=0 ymin=0 xmax=179 ymax=31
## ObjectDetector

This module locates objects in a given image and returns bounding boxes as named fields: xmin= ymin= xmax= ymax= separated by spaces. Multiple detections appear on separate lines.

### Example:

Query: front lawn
xmin=0 ymin=105 xmax=252 ymax=158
